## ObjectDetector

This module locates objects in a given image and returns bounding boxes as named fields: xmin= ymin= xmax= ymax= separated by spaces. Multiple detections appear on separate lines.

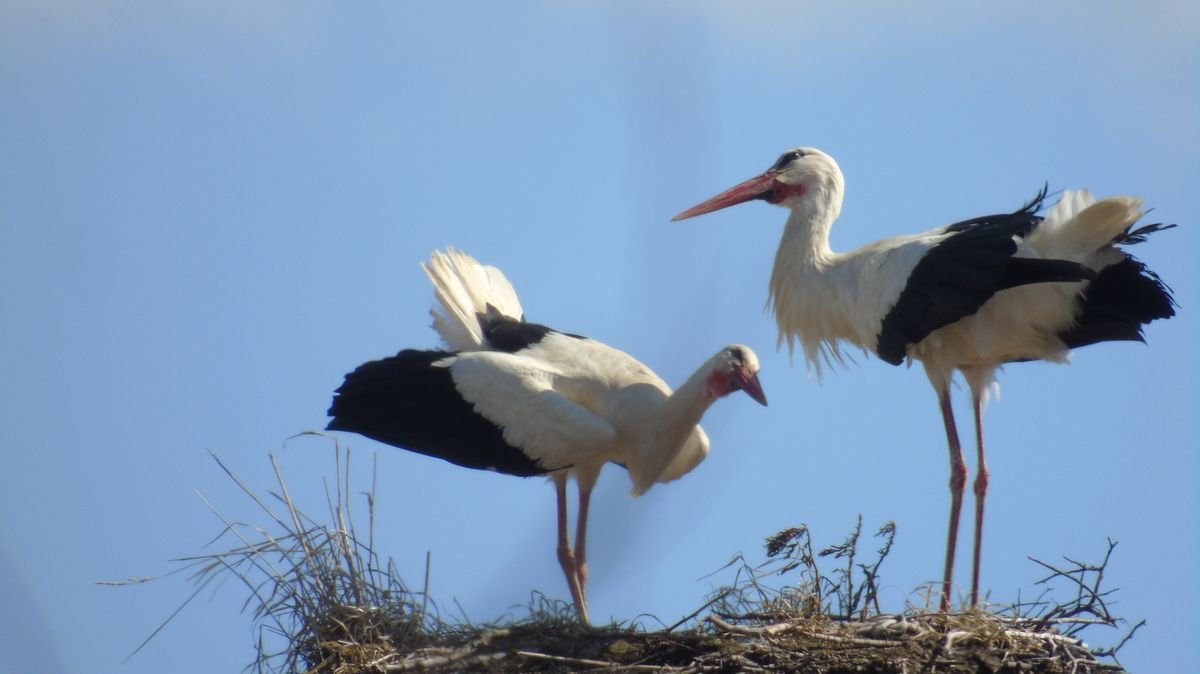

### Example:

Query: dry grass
xmin=111 ymin=440 xmax=1142 ymax=673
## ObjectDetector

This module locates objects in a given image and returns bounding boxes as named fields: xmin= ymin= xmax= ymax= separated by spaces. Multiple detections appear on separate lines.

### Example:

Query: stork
xmin=326 ymin=249 xmax=768 ymax=625
xmin=673 ymin=148 xmax=1175 ymax=611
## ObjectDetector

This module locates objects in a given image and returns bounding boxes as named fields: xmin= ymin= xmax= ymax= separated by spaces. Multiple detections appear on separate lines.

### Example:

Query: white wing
xmin=447 ymin=351 xmax=617 ymax=470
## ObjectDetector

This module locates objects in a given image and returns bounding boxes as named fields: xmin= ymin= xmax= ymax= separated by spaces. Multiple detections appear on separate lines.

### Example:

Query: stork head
xmin=706 ymin=344 xmax=768 ymax=406
xmin=672 ymin=147 xmax=843 ymax=221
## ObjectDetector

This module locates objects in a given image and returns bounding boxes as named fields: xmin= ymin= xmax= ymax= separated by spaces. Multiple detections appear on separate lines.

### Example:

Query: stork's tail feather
xmin=1027 ymin=190 xmax=1145 ymax=259
xmin=422 ymin=249 xmax=525 ymax=352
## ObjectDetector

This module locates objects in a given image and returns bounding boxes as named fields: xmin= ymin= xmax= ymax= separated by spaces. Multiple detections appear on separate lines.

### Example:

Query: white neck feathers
xmin=626 ymin=357 xmax=722 ymax=496
xmin=768 ymin=182 xmax=857 ymax=372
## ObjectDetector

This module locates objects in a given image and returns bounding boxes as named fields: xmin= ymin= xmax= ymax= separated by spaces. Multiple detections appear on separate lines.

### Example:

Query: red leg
xmin=970 ymin=390 xmax=989 ymax=608
xmin=574 ymin=483 xmax=592 ymax=598
xmin=937 ymin=385 xmax=968 ymax=612
xmin=554 ymin=474 xmax=590 ymax=626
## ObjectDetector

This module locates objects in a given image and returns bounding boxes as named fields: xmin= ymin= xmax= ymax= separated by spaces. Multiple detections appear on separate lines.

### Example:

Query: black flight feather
xmin=326 ymin=349 xmax=548 ymax=477
xmin=876 ymin=187 xmax=1094 ymax=366
xmin=1057 ymin=219 xmax=1177 ymax=350
xmin=1114 ymin=221 xmax=1176 ymax=245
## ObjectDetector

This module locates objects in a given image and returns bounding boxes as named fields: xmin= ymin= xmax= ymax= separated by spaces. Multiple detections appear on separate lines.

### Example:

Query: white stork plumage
xmin=327 ymin=249 xmax=768 ymax=625
xmin=673 ymin=147 xmax=1176 ymax=611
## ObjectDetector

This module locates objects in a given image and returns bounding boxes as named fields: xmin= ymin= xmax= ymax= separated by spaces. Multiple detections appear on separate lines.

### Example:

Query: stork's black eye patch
xmin=773 ymin=150 xmax=805 ymax=170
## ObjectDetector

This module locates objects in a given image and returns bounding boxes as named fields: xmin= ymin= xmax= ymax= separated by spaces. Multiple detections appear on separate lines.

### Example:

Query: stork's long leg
xmin=574 ymin=483 xmax=593 ymax=598
xmin=571 ymin=466 xmax=602 ymax=622
xmin=936 ymin=384 xmax=968 ymax=613
xmin=553 ymin=474 xmax=590 ymax=626
xmin=969 ymin=388 xmax=989 ymax=608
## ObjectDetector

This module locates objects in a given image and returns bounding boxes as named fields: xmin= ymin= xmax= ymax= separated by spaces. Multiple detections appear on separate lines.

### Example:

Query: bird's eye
xmin=772 ymin=150 xmax=805 ymax=170
xmin=728 ymin=347 xmax=745 ymax=364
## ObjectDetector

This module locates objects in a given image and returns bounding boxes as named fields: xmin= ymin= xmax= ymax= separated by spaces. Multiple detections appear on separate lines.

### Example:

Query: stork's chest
xmin=771 ymin=259 xmax=877 ymax=347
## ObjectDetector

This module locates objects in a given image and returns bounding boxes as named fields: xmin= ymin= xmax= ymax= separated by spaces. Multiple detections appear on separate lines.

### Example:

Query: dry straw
xmin=106 ymin=437 xmax=1141 ymax=673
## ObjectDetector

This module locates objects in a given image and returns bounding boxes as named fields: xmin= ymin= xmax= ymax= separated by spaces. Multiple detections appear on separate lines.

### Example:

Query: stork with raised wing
xmin=327 ymin=249 xmax=768 ymax=625
xmin=673 ymin=148 xmax=1175 ymax=610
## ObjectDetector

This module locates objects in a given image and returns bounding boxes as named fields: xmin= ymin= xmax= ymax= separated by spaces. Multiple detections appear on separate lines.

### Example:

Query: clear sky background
xmin=2 ymin=2 xmax=1196 ymax=672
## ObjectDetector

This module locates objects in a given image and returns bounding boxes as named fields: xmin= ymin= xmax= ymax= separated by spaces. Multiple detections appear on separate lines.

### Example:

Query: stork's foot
xmin=557 ymin=545 xmax=590 ymax=626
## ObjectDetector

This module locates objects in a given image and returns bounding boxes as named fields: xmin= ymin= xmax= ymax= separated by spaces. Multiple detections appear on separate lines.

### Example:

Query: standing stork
xmin=327 ymin=249 xmax=768 ymax=625
xmin=673 ymin=148 xmax=1175 ymax=611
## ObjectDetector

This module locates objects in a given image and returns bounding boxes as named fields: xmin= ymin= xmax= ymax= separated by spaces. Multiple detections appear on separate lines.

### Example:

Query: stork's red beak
xmin=671 ymin=171 xmax=778 ymax=221
xmin=735 ymin=368 xmax=768 ymax=407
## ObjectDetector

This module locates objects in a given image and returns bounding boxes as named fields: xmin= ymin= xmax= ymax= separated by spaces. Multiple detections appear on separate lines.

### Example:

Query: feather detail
xmin=423 ymin=248 xmax=524 ymax=351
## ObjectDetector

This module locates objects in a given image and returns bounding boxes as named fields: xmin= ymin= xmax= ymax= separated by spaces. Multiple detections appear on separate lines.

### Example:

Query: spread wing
xmin=448 ymin=351 xmax=618 ymax=471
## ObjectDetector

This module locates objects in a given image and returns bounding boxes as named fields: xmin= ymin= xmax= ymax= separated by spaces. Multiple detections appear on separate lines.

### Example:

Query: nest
xmin=300 ymin=608 xmax=1125 ymax=673
xmin=110 ymin=441 xmax=1140 ymax=674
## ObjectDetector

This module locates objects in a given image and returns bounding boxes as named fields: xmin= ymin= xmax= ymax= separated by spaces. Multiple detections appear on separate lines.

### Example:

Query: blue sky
xmin=1 ymin=2 xmax=1196 ymax=672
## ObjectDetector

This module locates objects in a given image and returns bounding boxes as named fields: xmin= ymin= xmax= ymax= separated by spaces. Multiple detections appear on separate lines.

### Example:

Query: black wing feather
xmin=326 ymin=349 xmax=549 ymax=477
xmin=876 ymin=188 xmax=1095 ymax=365
xmin=477 ymin=305 xmax=585 ymax=353
xmin=1058 ymin=235 xmax=1176 ymax=350
xmin=1113 ymin=222 xmax=1177 ymax=245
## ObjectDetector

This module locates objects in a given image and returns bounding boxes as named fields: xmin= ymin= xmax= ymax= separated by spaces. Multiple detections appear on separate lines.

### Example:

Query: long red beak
xmin=671 ymin=171 xmax=778 ymax=221
xmin=736 ymin=368 xmax=768 ymax=407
